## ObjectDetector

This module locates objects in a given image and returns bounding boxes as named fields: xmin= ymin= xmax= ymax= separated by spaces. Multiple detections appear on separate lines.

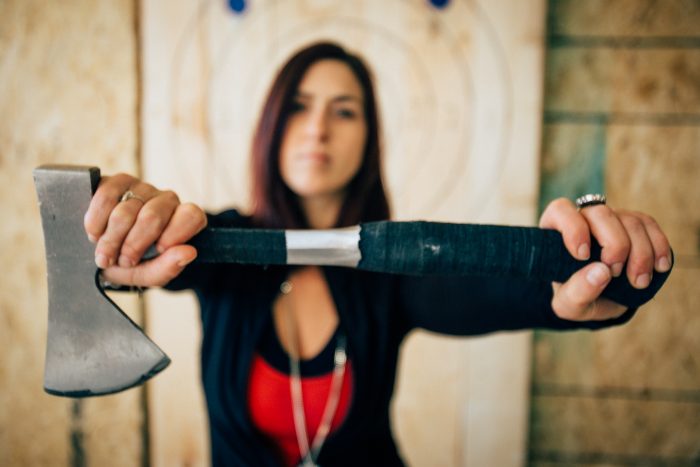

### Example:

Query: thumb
xmin=101 ymin=245 xmax=197 ymax=288
xmin=551 ymin=262 xmax=620 ymax=321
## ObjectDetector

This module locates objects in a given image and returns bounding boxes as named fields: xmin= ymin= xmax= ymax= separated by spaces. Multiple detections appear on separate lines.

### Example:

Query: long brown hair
xmin=250 ymin=42 xmax=390 ymax=229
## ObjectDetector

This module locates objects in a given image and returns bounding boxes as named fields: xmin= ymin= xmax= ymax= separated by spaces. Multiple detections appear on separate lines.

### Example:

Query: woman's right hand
xmin=83 ymin=173 xmax=208 ymax=287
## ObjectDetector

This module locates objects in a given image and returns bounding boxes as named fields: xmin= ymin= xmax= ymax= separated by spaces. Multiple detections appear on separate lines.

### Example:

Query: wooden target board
xmin=142 ymin=1 xmax=545 ymax=465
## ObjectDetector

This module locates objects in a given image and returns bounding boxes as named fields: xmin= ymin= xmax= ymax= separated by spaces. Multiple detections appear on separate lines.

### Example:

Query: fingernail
xmin=586 ymin=263 xmax=611 ymax=287
xmin=177 ymin=255 xmax=196 ymax=267
xmin=118 ymin=255 xmax=133 ymax=268
xmin=95 ymin=254 xmax=111 ymax=269
xmin=635 ymin=273 xmax=651 ymax=289
xmin=88 ymin=234 xmax=97 ymax=243
xmin=577 ymin=243 xmax=590 ymax=260
xmin=657 ymin=256 xmax=671 ymax=272
xmin=611 ymin=262 xmax=624 ymax=277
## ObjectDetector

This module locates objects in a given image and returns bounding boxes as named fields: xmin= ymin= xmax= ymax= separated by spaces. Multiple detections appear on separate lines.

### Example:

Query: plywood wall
xmin=3 ymin=1 xmax=696 ymax=465
xmin=531 ymin=0 xmax=700 ymax=464
xmin=140 ymin=0 xmax=545 ymax=466
xmin=0 ymin=1 xmax=145 ymax=466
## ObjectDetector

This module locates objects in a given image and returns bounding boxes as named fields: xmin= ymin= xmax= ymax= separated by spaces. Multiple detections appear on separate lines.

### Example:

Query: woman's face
xmin=279 ymin=59 xmax=367 ymax=202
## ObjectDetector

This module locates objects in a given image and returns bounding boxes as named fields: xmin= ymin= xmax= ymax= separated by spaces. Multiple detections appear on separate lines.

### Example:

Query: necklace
xmin=280 ymin=280 xmax=347 ymax=467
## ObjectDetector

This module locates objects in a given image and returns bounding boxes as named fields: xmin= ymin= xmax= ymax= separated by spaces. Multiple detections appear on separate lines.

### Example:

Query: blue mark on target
xmin=228 ymin=0 xmax=246 ymax=14
xmin=428 ymin=0 xmax=450 ymax=9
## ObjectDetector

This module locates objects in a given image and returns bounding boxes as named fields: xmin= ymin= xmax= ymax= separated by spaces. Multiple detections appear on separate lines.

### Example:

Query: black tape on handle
xmin=358 ymin=221 xmax=672 ymax=309
xmin=188 ymin=227 xmax=287 ymax=265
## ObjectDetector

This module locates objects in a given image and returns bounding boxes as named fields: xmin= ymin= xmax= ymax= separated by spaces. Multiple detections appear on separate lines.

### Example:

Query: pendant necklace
xmin=280 ymin=280 xmax=347 ymax=467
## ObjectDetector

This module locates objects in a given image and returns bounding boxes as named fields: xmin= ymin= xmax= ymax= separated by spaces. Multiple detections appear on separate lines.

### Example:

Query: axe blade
xmin=34 ymin=165 xmax=170 ymax=397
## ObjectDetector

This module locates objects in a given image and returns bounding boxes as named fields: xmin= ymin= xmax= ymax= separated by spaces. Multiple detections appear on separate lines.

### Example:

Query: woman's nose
xmin=304 ymin=110 xmax=329 ymax=141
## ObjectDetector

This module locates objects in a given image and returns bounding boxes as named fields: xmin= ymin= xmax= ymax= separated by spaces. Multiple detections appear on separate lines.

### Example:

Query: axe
xmin=34 ymin=165 xmax=672 ymax=397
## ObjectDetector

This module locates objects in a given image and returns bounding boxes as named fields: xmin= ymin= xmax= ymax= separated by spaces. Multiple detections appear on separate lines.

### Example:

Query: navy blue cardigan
xmin=166 ymin=210 xmax=636 ymax=466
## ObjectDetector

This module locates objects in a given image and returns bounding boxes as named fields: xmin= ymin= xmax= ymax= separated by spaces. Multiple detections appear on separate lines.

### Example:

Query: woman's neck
xmin=300 ymin=194 xmax=344 ymax=229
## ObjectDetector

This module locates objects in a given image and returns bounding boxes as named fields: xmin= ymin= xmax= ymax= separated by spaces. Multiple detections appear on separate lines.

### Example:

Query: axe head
xmin=34 ymin=165 xmax=170 ymax=397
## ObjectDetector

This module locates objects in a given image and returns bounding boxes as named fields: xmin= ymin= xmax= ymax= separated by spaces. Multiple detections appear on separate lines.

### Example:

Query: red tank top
xmin=248 ymin=353 xmax=354 ymax=466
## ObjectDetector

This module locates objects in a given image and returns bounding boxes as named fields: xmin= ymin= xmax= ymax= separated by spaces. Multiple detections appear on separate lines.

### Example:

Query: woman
xmin=85 ymin=42 xmax=671 ymax=466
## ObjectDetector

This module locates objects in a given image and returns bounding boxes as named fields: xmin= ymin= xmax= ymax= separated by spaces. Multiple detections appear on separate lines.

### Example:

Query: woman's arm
xmin=398 ymin=274 xmax=636 ymax=336
xmin=398 ymin=198 xmax=670 ymax=335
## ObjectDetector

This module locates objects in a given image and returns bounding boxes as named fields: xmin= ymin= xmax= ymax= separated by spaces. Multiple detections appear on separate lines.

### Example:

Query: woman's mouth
xmin=299 ymin=151 xmax=331 ymax=164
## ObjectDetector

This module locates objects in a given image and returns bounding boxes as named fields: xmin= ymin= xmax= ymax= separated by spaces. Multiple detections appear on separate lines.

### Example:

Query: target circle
xmin=170 ymin=0 xmax=511 ymax=219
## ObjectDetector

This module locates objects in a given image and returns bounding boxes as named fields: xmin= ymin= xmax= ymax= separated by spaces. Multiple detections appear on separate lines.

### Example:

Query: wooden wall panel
xmin=549 ymin=0 xmax=700 ymax=38
xmin=531 ymin=0 xmax=700 ymax=464
xmin=141 ymin=1 xmax=545 ymax=465
xmin=533 ymin=267 xmax=700 ymax=390
xmin=0 ymin=1 xmax=143 ymax=466
xmin=539 ymin=123 xmax=606 ymax=212
xmin=546 ymin=49 xmax=700 ymax=114
xmin=607 ymin=126 xmax=700 ymax=259
xmin=531 ymin=396 xmax=700 ymax=461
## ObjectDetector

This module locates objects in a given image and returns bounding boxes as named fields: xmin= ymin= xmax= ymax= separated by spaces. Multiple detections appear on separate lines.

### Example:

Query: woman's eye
xmin=289 ymin=101 xmax=306 ymax=113
xmin=336 ymin=108 xmax=357 ymax=119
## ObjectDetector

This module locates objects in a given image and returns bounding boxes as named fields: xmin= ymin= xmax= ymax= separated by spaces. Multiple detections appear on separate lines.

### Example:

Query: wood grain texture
xmin=141 ymin=1 xmax=545 ymax=465
xmin=532 ymin=0 xmax=700 ymax=463
xmin=607 ymin=125 xmax=700 ymax=258
xmin=539 ymin=123 xmax=606 ymax=213
xmin=549 ymin=0 xmax=700 ymax=38
xmin=546 ymin=49 xmax=700 ymax=114
xmin=534 ymin=268 xmax=700 ymax=390
xmin=0 ymin=1 xmax=143 ymax=466
xmin=530 ymin=396 xmax=700 ymax=459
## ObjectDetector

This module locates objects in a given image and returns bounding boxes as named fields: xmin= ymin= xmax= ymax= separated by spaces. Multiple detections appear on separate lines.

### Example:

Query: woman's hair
xmin=250 ymin=41 xmax=390 ymax=228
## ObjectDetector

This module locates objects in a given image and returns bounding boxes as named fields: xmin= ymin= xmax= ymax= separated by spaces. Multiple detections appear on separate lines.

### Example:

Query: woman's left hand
xmin=539 ymin=198 xmax=672 ymax=321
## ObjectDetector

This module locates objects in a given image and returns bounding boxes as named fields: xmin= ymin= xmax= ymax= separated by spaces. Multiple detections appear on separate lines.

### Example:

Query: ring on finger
xmin=575 ymin=193 xmax=606 ymax=210
xmin=120 ymin=190 xmax=146 ymax=204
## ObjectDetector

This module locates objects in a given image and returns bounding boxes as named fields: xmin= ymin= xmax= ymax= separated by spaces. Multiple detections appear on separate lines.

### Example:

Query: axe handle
xmin=187 ymin=221 xmax=671 ymax=309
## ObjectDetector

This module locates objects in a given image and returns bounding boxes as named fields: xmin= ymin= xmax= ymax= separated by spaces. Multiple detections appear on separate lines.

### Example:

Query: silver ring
xmin=575 ymin=193 xmax=606 ymax=209
xmin=120 ymin=190 xmax=145 ymax=204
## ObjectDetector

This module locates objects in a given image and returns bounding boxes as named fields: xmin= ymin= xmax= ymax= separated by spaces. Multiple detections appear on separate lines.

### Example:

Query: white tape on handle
xmin=285 ymin=226 xmax=362 ymax=267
